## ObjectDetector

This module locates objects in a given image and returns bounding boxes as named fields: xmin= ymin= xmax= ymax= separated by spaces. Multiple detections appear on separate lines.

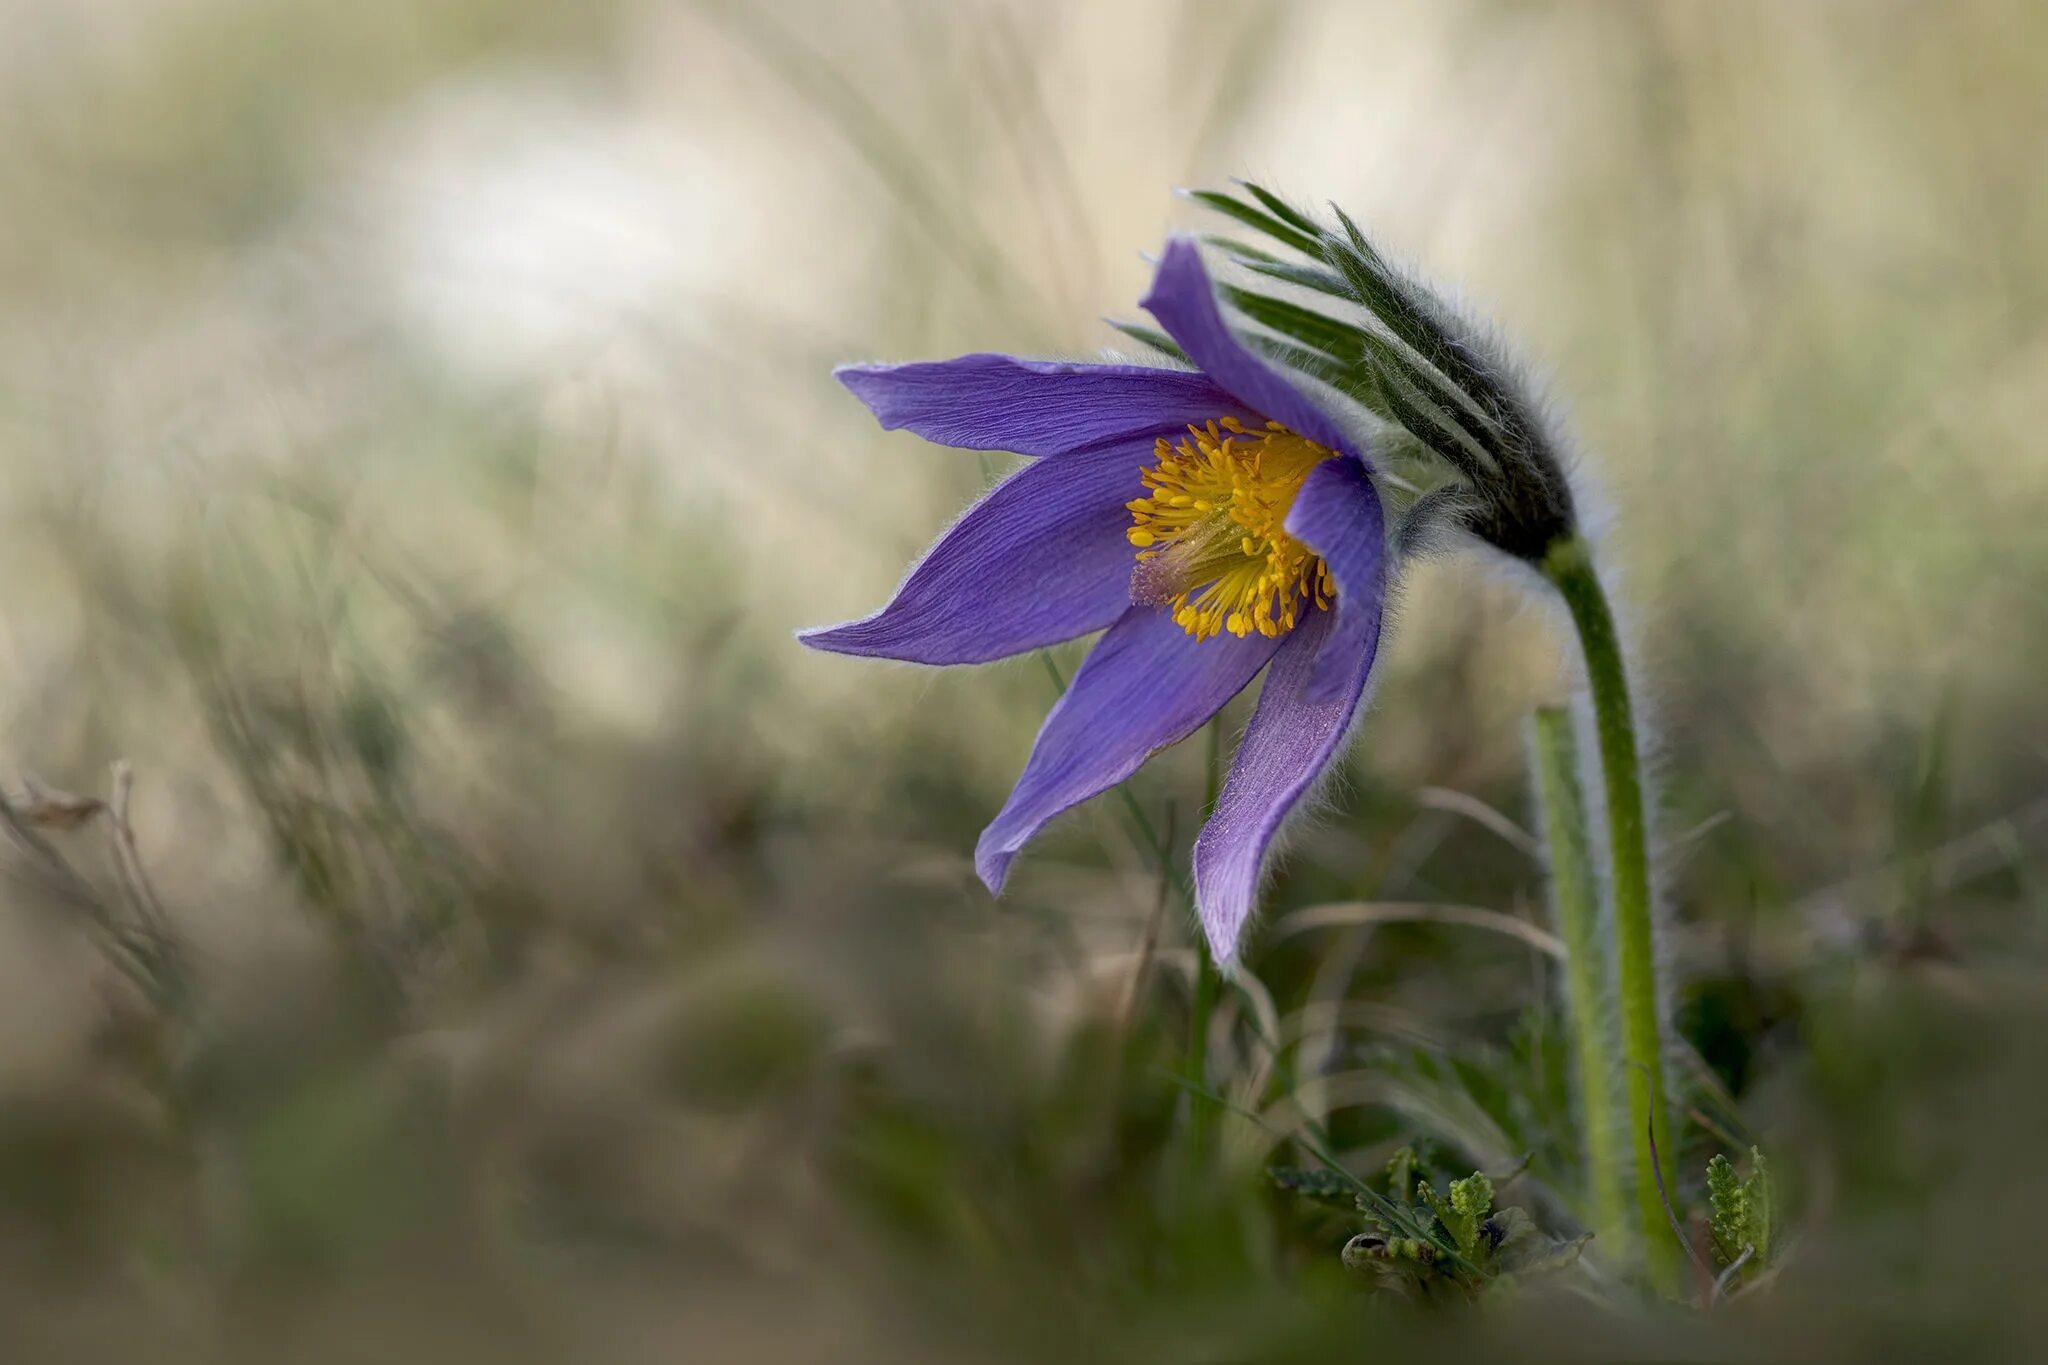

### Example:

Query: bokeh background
xmin=2 ymin=1 xmax=2045 ymax=1359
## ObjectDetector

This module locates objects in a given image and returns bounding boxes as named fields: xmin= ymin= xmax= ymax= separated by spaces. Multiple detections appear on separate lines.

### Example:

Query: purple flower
xmin=802 ymin=239 xmax=1388 ymax=967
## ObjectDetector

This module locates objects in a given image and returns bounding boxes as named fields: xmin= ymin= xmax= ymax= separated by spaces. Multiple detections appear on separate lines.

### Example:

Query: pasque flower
xmin=1179 ymin=181 xmax=1680 ymax=1288
xmin=802 ymin=239 xmax=1388 ymax=965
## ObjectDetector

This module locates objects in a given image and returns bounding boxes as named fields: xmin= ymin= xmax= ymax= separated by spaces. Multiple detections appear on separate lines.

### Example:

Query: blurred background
xmin=1 ymin=0 xmax=2045 ymax=1359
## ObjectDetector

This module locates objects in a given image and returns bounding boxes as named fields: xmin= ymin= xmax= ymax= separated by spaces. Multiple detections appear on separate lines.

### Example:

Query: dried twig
xmin=2 ymin=765 xmax=182 ymax=1005
xmin=0 ymin=782 xmax=111 ymax=919
xmin=1712 ymin=1243 xmax=1754 ymax=1302
xmin=15 ymin=775 xmax=105 ymax=830
xmin=107 ymin=761 xmax=173 ymax=941
xmin=1277 ymin=900 xmax=1565 ymax=958
xmin=1415 ymin=786 xmax=1541 ymax=859
xmin=1115 ymin=805 xmax=1176 ymax=1036
xmin=1645 ymin=1108 xmax=1714 ymax=1288
xmin=0 ymin=781 xmax=157 ymax=997
xmin=1797 ymin=794 xmax=2048 ymax=922
xmin=1488 ymin=1150 xmax=1536 ymax=1190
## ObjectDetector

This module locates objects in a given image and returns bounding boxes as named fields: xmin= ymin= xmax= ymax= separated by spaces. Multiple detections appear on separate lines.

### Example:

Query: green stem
xmin=1542 ymin=535 xmax=1679 ymax=1293
xmin=1530 ymin=706 xmax=1628 ymax=1259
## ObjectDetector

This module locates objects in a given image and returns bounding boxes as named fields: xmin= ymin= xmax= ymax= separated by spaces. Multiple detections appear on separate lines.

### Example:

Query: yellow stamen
xmin=1126 ymin=417 xmax=1338 ymax=641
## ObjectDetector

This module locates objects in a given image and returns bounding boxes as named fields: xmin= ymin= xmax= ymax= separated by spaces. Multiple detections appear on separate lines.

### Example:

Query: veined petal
xmin=1192 ymin=604 xmax=1381 ymax=968
xmin=976 ymin=607 xmax=1282 ymax=893
xmin=799 ymin=438 xmax=1155 ymax=664
xmin=836 ymin=353 xmax=1251 ymax=457
xmin=1284 ymin=458 xmax=1389 ymax=703
xmin=1140 ymin=238 xmax=1364 ymax=460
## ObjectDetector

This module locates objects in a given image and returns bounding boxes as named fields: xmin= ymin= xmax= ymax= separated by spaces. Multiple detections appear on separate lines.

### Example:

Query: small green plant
xmin=1277 ymin=1148 xmax=1589 ymax=1302
xmin=1707 ymin=1148 xmax=1774 ymax=1281
xmin=1418 ymin=1170 xmax=1496 ymax=1261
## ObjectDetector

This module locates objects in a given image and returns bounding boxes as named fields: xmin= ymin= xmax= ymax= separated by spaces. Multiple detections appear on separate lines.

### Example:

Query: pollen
xmin=1126 ymin=417 xmax=1337 ymax=641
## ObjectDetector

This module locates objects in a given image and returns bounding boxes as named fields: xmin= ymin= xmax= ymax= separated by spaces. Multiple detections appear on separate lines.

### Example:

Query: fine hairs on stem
xmin=1530 ymin=706 xmax=1629 ymax=1263
xmin=1543 ymin=536 xmax=1678 ymax=1293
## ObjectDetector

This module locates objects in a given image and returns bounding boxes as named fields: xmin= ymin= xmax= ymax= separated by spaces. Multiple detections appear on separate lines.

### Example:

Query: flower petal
xmin=1284 ymin=457 xmax=1389 ymax=703
xmin=799 ymin=438 xmax=1155 ymax=664
xmin=976 ymin=607 xmax=1282 ymax=892
xmin=1140 ymin=238 xmax=1363 ymax=459
xmin=836 ymin=353 xmax=1250 ymax=457
xmin=1192 ymin=603 xmax=1382 ymax=968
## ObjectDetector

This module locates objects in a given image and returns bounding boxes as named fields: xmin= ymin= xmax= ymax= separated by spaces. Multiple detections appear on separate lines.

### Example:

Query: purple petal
xmin=1140 ymin=239 xmax=1363 ymax=460
xmin=800 ymin=438 xmax=1157 ymax=664
xmin=976 ymin=607 xmax=1283 ymax=892
xmin=1284 ymin=457 xmax=1389 ymax=703
xmin=1192 ymin=601 xmax=1383 ymax=968
xmin=836 ymin=353 xmax=1251 ymax=457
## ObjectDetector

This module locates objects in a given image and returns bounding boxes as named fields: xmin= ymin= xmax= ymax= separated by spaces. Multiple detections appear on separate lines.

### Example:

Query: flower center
xmin=1125 ymin=417 xmax=1337 ymax=641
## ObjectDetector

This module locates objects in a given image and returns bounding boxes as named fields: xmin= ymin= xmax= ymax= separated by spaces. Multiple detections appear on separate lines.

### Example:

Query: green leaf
xmin=1221 ymin=285 xmax=1505 ymax=475
xmin=1199 ymin=233 xmax=1288 ymax=265
xmin=1486 ymin=1205 xmax=1537 ymax=1256
xmin=1498 ymin=1227 xmax=1593 ymax=1279
xmin=1183 ymin=188 xmax=1324 ymax=258
xmin=1707 ymin=1152 xmax=1744 ymax=1265
xmin=1443 ymin=1171 xmax=1495 ymax=1257
xmin=1219 ymin=286 xmax=1366 ymax=362
xmin=1234 ymin=255 xmax=1351 ymax=298
xmin=1414 ymin=1176 xmax=1451 ymax=1232
xmin=1450 ymin=1171 xmax=1495 ymax=1224
xmin=1744 ymin=1149 xmax=1774 ymax=1266
xmin=1324 ymin=208 xmax=1460 ymax=377
xmin=1242 ymin=335 xmax=1394 ymax=422
xmin=1234 ymin=180 xmax=1325 ymax=238
xmin=1708 ymin=1147 xmax=1773 ymax=1272
xmin=1104 ymin=319 xmax=1189 ymax=364
xmin=1385 ymin=1146 xmax=1418 ymax=1202
xmin=1365 ymin=340 xmax=1504 ymax=480
xmin=1269 ymin=1165 xmax=1363 ymax=1208
xmin=1325 ymin=207 xmax=1523 ymax=442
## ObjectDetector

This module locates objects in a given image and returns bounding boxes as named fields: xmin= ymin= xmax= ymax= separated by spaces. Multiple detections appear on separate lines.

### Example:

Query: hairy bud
xmin=1175 ymin=182 xmax=1580 ymax=562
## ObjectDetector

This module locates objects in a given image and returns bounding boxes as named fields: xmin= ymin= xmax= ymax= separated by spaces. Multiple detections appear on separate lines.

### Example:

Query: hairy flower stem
xmin=1530 ymin=706 xmax=1628 ymax=1262
xmin=1541 ymin=535 xmax=1679 ymax=1294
